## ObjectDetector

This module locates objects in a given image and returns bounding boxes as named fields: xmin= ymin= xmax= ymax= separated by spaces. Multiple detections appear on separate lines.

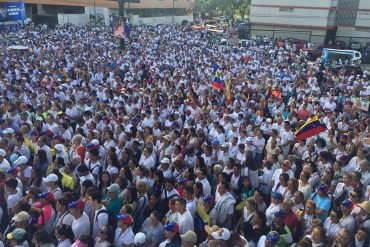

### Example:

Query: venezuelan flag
xmin=294 ymin=115 xmax=327 ymax=141
xmin=226 ymin=79 xmax=232 ymax=104
xmin=212 ymin=72 xmax=225 ymax=91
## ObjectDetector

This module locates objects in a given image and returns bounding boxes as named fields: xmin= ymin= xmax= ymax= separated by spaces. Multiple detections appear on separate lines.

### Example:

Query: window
xmin=279 ymin=8 xmax=294 ymax=12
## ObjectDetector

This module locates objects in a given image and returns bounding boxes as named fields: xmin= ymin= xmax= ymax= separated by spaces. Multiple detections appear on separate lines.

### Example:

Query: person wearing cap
xmin=134 ymin=232 xmax=146 ymax=246
xmin=340 ymin=199 xmax=356 ymax=233
xmin=257 ymin=230 xmax=280 ymax=247
xmin=6 ymin=228 xmax=29 ymax=247
xmin=159 ymin=158 xmax=172 ymax=179
xmin=0 ymin=149 xmax=10 ymax=171
xmin=211 ymin=227 xmax=231 ymax=247
xmin=115 ymin=214 xmax=135 ymax=246
xmin=180 ymin=230 xmax=197 ymax=247
xmin=266 ymin=192 xmax=283 ymax=227
xmin=355 ymin=201 xmax=370 ymax=231
xmin=69 ymin=199 xmax=90 ymax=240
xmin=43 ymin=173 xmax=62 ymax=200
xmin=103 ymin=183 xmax=122 ymax=217
xmin=271 ymin=210 xmax=293 ymax=246
xmin=311 ymin=183 xmax=331 ymax=222
xmin=159 ymin=222 xmax=182 ymax=247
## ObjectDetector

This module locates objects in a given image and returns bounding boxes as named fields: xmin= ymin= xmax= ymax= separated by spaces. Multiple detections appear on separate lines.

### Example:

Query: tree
xmin=231 ymin=0 xmax=251 ymax=20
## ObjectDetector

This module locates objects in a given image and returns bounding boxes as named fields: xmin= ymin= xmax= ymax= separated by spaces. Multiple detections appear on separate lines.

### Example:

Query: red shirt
xmin=284 ymin=210 xmax=300 ymax=237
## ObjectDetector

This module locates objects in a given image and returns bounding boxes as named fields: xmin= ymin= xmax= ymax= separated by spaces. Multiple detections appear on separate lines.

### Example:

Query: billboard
xmin=112 ymin=16 xmax=125 ymax=38
xmin=0 ymin=2 xmax=26 ymax=22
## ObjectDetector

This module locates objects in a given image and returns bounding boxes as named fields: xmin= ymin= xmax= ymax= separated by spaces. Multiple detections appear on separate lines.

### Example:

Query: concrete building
xmin=250 ymin=0 xmax=370 ymax=45
xmin=0 ymin=0 xmax=194 ymax=26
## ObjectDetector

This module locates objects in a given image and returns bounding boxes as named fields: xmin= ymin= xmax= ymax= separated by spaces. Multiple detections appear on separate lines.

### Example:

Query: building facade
xmin=250 ymin=0 xmax=370 ymax=45
xmin=0 ymin=0 xmax=194 ymax=26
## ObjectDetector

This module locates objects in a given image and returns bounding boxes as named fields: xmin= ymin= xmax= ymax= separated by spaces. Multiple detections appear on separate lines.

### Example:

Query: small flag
xmin=294 ymin=116 xmax=327 ymax=141
xmin=212 ymin=72 xmax=224 ymax=91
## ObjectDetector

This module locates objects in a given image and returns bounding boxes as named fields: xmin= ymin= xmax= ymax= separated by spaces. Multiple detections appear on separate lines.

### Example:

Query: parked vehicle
xmin=322 ymin=48 xmax=362 ymax=63
xmin=350 ymin=41 xmax=362 ymax=50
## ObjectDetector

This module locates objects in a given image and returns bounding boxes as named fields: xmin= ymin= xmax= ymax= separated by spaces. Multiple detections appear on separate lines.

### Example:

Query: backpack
xmin=88 ymin=160 xmax=102 ymax=179
xmin=96 ymin=209 xmax=117 ymax=227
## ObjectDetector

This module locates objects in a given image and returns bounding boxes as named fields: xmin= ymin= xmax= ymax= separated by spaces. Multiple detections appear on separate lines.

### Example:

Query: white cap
xmin=134 ymin=232 xmax=146 ymax=245
xmin=91 ymin=139 xmax=99 ymax=145
xmin=54 ymin=144 xmax=64 ymax=152
xmin=160 ymin=158 xmax=170 ymax=164
xmin=266 ymin=118 xmax=272 ymax=123
xmin=232 ymin=123 xmax=239 ymax=128
xmin=3 ymin=128 xmax=14 ymax=134
xmin=0 ymin=149 xmax=6 ymax=157
xmin=14 ymin=156 xmax=28 ymax=166
xmin=36 ymin=116 xmax=43 ymax=121
xmin=43 ymin=173 xmax=59 ymax=183
xmin=246 ymin=137 xmax=253 ymax=142
xmin=211 ymin=228 xmax=231 ymax=240
xmin=221 ymin=142 xmax=230 ymax=148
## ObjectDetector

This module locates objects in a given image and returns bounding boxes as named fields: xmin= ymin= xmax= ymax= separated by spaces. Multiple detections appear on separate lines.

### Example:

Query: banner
xmin=112 ymin=16 xmax=125 ymax=38
xmin=0 ymin=2 xmax=26 ymax=22
xmin=351 ymin=97 xmax=369 ymax=112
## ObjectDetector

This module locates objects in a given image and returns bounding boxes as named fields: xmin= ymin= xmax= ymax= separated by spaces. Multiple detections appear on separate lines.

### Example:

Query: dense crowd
xmin=0 ymin=23 xmax=369 ymax=247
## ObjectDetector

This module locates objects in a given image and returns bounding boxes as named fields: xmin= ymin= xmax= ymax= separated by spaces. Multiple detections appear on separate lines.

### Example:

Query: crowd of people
xmin=0 ymin=22 xmax=369 ymax=247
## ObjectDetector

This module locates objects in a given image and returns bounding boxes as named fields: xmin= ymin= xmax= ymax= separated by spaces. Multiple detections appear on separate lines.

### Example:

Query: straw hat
xmin=204 ymin=225 xmax=220 ymax=235
xmin=359 ymin=201 xmax=370 ymax=214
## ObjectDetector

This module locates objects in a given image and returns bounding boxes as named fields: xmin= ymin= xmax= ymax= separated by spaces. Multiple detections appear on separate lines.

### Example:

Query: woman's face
xmin=311 ymin=228 xmax=322 ymax=244
xmin=193 ymin=184 xmax=199 ymax=195
xmin=343 ymin=175 xmax=351 ymax=185
xmin=102 ymin=173 xmax=109 ymax=183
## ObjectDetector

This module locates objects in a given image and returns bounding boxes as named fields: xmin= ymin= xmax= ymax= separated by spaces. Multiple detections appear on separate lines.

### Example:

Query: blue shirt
xmin=311 ymin=192 xmax=331 ymax=222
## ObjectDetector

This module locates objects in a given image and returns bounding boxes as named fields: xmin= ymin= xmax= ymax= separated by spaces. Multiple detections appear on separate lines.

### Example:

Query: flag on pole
xmin=212 ymin=72 xmax=224 ymax=91
xmin=294 ymin=115 xmax=327 ymax=141
xmin=226 ymin=79 xmax=232 ymax=104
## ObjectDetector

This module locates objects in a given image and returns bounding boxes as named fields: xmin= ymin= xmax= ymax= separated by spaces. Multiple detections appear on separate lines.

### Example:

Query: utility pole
xmin=94 ymin=0 xmax=97 ymax=27
xmin=172 ymin=0 xmax=174 ymax=24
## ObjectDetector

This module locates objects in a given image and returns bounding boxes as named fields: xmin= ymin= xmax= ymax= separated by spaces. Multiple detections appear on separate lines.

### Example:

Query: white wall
xmin=130 ymin=15 xmax=192 ymax=25
xmin=58 ymin=14 xmax=89 ymax=26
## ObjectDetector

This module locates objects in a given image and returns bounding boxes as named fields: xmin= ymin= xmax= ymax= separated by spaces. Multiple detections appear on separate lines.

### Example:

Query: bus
xmin=321 ymin=48 xmax=362 ymax=63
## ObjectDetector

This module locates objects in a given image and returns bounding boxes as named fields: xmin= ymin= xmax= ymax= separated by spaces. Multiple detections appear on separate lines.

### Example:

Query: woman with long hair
xmin=30 ymin=167 xmax=47 ymax=193
xmin=97 ymin=171 xmax=111 ymax=197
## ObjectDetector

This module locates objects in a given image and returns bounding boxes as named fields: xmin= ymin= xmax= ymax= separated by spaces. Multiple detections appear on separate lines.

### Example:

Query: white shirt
xmin=195 ymin=177 xmax=211 ymax=196
xmin=114 ymin=227 xmax=134 ymax=247
xmin=0 ymin=158 xmax=10 ymax=171
xmin=72 ymin=212 xmax=90 ymax=239
xmin=92 ymin=206 xmax=109 ymax=238
xmin=186 ymin=198 xmax=196 ymax=217
xmin=177 ymin=209 xmax=194 ymax=234
xmin=265 ymin=203 xmax=282 ymax=227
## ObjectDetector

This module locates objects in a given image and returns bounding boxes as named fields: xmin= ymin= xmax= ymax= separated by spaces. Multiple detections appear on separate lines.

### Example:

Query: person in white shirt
xmin=183 ymin=186 xmax=196 ymax=217
xmin=214 ymin=181 xmax=236 ymax=229
xmin=0 ymin=149 xmax=10 ymax=171
xmin=69 ymin=199 xmax=90 ymax=240
xmin=265 ymin=192 xmax=283 ymax=227
xmin=279 ymin=121 xmax=294 ymax=158
xmin=195 ymin=167 xmax=211 ymax=196
xmin=175 ymin=198 xmax=194 ymax=235
xmin=89 ymin=190 xmax=109 ymax=238
xmin=114 ymin=214 xmax=135 ymax=247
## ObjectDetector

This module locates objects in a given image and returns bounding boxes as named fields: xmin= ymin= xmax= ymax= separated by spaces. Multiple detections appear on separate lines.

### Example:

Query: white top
xmin=72 ymin=212 xmax=91 ymax=240
xmin=93 ymin=206 xmax=109 ymax=238
xmin=195 ymin=177 xmax=211 ymax=196
xmin=0 ymin=158 xmax=10 ymax=171
xmin=177 ymin=209 xmax=194 ymax=235
xmin=114 ymin=227 xmax=134 ymax=247
xmin=186 ymin=198 xmax=196 ymax=217
xmin=57 ymin=239 xmax=72 ymax=247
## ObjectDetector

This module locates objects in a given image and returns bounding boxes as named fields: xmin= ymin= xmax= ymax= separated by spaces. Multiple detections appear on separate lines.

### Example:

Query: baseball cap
xmin=212 ymin=140 xmax=221 ymax=145
xmin=274 ymin=210 xmax=287 ymax=219
xmin=221 ymin=142 xmax=230 ymax=148
xmin=38 ymin=192 xmax=54 ymax=201
xmin=107 ymin=183 xmax=120 ymax=193
xmin=90 ymin=139 xmax=99 ymax=145
xmin=160 ymin=158 xmax=170 ymax=164
xmin=6 ymin=167 xmax=20 ymax=175
xmin=43 ymin=173 xmax=59 ymax=183
xmin=3 ymin=128 xmax=14 ymax=134
xmin=211 ymin=228 xmax=231 ymax=240
xmin=341 ymin=199 xmax=353 ymax=208
xmin=14 ymin=156 xmax=28 ymax=166
xmin=271 ymin=192 xmax=283 ymax=200
xmin=267 ymin=118 xmax=272 ymax=123
xmin=134 ymin=232 xmax=146 ymax=245
xmin=164 ymin=222 xmax=179 ymax=233
xmin=117 ymin=214 xmax=133 ymax=225
xmin=6 ymin=228 xmax=26 ymax=240
xmin=12 ymin=211 xmax=30 ymax=222
xmin=181 ymin=230 xmax=197 ymax=244
xmin=68 ymin=199 xmax=85 ymax=209
xmin=266 ymin=231 xmax=280 ymax=245
xmin=317 ymin=183 xmax=327 ymax=191
xmin=0 ymin=149 xmax=6 ymax=157
xmin=246 ymin=137 xmax=253 ymax=142
xmin=35 ymin=116 xmax=44 ymax=122
xmin=203 ymin=194 xmax=215 ymax=205
xmin=54 ymin=144 xmax=64 ymax=152
xmin=232 ymin=123 xmax=239 ymax=128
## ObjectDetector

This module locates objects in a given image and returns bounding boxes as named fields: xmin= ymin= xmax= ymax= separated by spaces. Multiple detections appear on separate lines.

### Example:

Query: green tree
xmin=231 ymin=0 xmax=251 ymax=19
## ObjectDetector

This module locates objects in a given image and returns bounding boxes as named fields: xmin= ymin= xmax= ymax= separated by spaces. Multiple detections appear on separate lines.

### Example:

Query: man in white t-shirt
xmin=175 ymin=198 xmax=194 ymax=235
xmin=0 ymin=149 xmax=10 ymax=172
xmin=5 ymin=178 xmax=22 ymax=218
xmin=183 ymin=186 xmax=196 ymax=217
xmin=69 ymin=199 xmax=90 ymax=240
xmin=88 ymin=190 xmax=109 ymax=238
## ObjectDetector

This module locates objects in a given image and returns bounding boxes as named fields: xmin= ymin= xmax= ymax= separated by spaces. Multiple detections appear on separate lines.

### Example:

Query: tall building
xmin=0 ymin=0 xmax=194 ymax=26
xmin=250 ymin=0 xmax=370 ymax=45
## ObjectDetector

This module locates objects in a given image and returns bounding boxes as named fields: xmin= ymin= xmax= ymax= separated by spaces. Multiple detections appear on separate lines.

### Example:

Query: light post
xmin=94 ymin=0 xmax=97 ymax=27
xmin=172 ymin=0 xmax=174 ymax=24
